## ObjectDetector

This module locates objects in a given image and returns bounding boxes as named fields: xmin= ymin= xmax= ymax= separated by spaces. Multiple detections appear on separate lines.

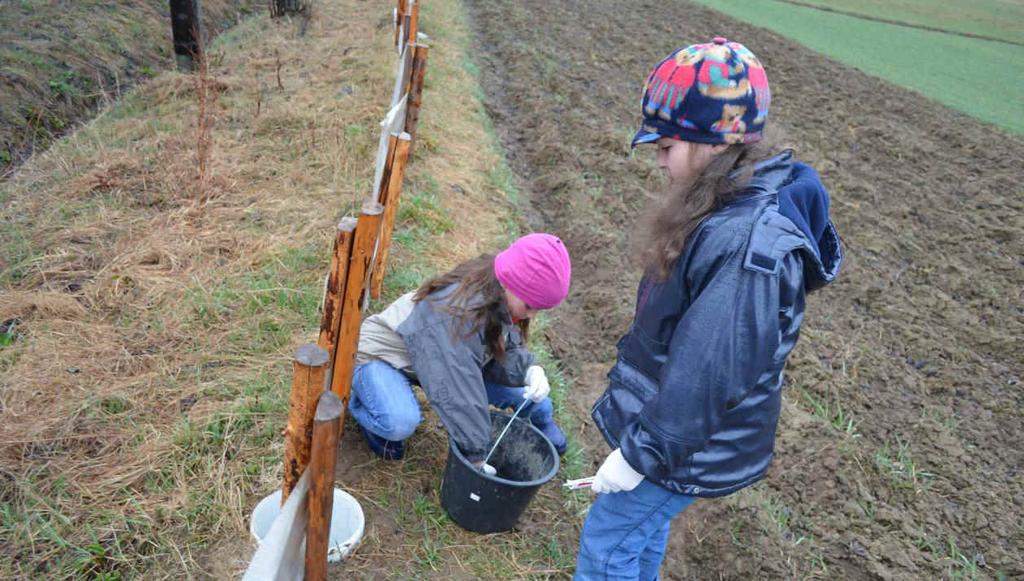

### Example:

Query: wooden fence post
xmin=394 ymin=0 xmax=408 ymax=49
xmin=169 ymin=0 xmax=203 ymax=72
xmin=329 ymin=202 xmax=384 ymax=409
xmin=318 ymin=218 xmax=358 ymax=368
xmin=404 ymin=44 xmax=429 ymax=157
xmin=304 ymin=391 xmax=343 ymax=581
xmin=401 ymin=0 xmax=413 ymax=46
xmin=282 ymin=344 xmax=329 ymax=504
xmin=370 ymin=133 xmax=413 ymax=300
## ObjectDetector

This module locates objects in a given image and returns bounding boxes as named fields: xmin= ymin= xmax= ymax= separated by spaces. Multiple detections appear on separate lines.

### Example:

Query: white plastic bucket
xmin=250 ymin=488 xmax=365 ymax=562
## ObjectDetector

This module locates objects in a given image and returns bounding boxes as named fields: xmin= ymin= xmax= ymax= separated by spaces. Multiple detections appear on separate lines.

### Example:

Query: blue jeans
xmin=574 ymin=480 xmax=697 ymax=580
xmin=349 ymin=360 xmax=556 ymax=441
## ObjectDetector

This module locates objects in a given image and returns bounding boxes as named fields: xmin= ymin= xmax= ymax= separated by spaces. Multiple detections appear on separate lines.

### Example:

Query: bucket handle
xmin=482 ymin=399 xmax=529 ymax=466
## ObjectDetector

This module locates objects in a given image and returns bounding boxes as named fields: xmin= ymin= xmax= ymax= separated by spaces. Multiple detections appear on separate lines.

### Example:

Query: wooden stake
xmin=318 ymin=217 xmax=358 ymax=364
xmin=329 ymin=201 xmax=384 ymax=407
xmin=404 ymin=44 xmax=429 ymax=158
xmin=370 ymin=133 xmax=413 ymax=300
xmin=304 ymin=391 xmax=343 ymax=580
xmin=408 ymin=0 xmax=420 ymax=46
xmin=394 ymin=0 xmax=408 ymax=48
xmin=401 ymin=1 xmax=417 ymax=49
xmin=282 ymin=344 xmax=330 ymax=504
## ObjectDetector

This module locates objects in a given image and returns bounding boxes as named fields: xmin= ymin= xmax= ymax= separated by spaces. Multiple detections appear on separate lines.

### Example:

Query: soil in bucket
xmin=440 ymin=411 xmax=560 ymax=533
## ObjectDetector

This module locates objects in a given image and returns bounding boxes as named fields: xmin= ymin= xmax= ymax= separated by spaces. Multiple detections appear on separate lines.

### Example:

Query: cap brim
xmin=630 ymin=128 xmax=662 ymax=148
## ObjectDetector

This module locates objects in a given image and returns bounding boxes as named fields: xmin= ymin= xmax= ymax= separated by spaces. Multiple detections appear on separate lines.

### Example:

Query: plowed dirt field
xmin=464 ymin=0 xmax=1023 ymax=578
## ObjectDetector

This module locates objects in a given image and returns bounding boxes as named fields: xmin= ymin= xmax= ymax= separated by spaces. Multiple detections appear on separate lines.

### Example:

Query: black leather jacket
xmin=592 ymin=151 xmax=843 ymax=497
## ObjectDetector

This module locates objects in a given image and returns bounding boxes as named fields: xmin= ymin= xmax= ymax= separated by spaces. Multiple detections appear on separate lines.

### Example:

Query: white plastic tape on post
xmin=243 ymin=471 xmax=311 ymax=581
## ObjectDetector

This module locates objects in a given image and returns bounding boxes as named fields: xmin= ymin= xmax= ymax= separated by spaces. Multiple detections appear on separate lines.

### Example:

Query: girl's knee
xmin=377 ymin=408 xmax=421 ymax=441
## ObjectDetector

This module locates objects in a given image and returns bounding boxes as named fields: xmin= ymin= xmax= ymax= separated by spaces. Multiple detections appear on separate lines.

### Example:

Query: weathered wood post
xmin=406 ymin=1 xmax=420 ymax=48
xmin=329 ymin=202 xmax=384 ymax=410
xmin=318 ymin=218 xmax=358 ymax=370
xmin=370 ymin=133 xmax=413 ymax=300
xmin=404 ymin=44 xmax=429 ymax=157
xmin=304 ymin=391 xmax=343 ymax=580
xmin=169 ymin=0 xmax=203 ymax=72
xmin=394 ymin=0 xmax=408 ymax=49
xmin=282 ymin=344 xmax=330 ymax=504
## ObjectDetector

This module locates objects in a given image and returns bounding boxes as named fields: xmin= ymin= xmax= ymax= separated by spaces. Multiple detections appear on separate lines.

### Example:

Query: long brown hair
xmin=635 ymin=137 xmax=780 ymax=280
xmin=413 ymin=254 xmax=529 ymax=361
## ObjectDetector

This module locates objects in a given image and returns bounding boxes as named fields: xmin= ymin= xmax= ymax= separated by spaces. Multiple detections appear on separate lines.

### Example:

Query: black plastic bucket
xmin=440 ymin=411 xmax=560 ymax=533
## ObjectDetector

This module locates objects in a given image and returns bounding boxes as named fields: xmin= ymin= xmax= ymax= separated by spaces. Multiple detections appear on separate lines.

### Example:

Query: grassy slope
xmin=0 ymin=0 xmax=584 ymax=578
xmin=0 ymin=0 xmax=257 ymax=175
xmin=342 ymin=0 xmax=589 ymax=577
xmin=690 ymin=0 xmax=1024 ymax=135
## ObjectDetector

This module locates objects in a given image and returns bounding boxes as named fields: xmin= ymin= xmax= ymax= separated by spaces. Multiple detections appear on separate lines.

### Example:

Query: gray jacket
xmin=396 ymin=284 xmax=535 ymax=462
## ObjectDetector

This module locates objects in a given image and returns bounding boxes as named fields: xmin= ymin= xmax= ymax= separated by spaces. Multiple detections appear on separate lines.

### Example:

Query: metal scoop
xmin=481 ymin=398 xmax=530 ymax=468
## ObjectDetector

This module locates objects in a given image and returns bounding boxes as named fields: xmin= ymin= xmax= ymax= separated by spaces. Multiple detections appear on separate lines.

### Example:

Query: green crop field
xmin=784 ymin=0 xmax=1024 ymax=44
xmin=692 ymin=0 xmax=1024 ymax=135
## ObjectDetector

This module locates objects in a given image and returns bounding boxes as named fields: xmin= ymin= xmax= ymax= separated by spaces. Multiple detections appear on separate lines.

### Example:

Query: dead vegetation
xmin=0 ymin=0 xmax=258 ymax=177
xmin=0 ymin=2 xmax=390 ymax=576
xmin=0 ymin=0 xmax=568 ymax=577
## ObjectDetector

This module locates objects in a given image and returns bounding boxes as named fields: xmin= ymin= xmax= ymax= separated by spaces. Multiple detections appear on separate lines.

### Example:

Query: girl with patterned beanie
xmin=575 ymin=38 xmax=844 ymax=579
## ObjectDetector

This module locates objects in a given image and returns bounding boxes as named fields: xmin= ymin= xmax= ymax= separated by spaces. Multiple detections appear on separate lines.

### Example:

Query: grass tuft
xmin=874 ymin=438 xmax=934 ymax=492
xmin=798 ymin=387 xmax=860 ymax=436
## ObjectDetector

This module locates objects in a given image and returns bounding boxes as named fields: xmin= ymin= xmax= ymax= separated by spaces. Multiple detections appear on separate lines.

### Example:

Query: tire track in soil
xmin=464 ymin=0 xmax=1024 ymax=578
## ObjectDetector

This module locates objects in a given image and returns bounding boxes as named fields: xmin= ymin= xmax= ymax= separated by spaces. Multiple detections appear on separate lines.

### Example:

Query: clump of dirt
xmin=465 ymin=0 xmax=1023 ymax=578
xmin=486 ymin=413 xmax=558 ymax=483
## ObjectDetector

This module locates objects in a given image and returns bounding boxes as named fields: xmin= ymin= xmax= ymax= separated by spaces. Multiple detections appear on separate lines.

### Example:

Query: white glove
xmin=591 ymin=448 xmax=644 ymax=494
xmin=522 ymin=365 xmax=550 ymax=403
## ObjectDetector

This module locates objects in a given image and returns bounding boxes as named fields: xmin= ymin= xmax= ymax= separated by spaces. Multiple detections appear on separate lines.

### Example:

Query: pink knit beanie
xmin=494 ymin=233 xmax=571 ymax=310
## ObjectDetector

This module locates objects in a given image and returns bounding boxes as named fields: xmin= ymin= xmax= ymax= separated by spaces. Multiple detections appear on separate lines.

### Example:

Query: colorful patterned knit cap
xmin=632 ymin=37 xmax=771 ymax=147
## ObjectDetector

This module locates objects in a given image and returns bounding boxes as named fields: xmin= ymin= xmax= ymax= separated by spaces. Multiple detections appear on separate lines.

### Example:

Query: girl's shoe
xmin=359 ymin=425 xmax=405 ymax=460
xmin=533 ymin=419 xmax=568 ymax=456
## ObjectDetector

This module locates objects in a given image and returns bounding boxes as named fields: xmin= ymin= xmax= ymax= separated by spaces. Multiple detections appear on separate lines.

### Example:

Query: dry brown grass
xmin=0 ymin=0 xmax=260 ymax=176
xmin=0 ymin=0 xmax=581 ymax=578
xmin=1 ymin=1 xmax=393 ymax=577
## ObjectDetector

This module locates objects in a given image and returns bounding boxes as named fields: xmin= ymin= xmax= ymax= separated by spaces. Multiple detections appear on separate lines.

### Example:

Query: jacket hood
xmin=745 ymin=151 xmax=843 ymax=292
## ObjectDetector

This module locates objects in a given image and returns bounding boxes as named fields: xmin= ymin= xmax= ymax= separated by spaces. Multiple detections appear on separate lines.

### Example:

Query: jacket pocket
xmin=595 ymin=361 xmax=659 ymax=441
xmin=620 ymin=364 xmax=659 ymax=409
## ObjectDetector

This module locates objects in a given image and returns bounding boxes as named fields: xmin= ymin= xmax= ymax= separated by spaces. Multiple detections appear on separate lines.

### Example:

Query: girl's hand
xmin=523 ymin=365 xmax=550 ymax=402
xmin=591 ymin=448 xmax=645 ymax=493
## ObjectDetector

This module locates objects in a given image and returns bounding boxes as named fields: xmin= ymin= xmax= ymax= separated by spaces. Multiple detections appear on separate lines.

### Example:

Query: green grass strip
xmin=692 ymin=0 xmax=1024 ymax=134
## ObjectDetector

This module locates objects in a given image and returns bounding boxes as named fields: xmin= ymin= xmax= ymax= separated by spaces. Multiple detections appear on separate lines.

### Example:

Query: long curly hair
xmin=413 ymin=254 xmax=529 ymax=362
xmin=635 ymin=137 xmax=781 ymax=280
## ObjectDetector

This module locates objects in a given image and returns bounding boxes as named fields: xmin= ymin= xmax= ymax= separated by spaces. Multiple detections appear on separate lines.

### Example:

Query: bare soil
xmin=464 ymin=0 xmax=1024 ymax=578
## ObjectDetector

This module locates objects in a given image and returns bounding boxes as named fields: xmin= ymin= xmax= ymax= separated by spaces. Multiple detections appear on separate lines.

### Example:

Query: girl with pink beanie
xmin=350 ymin=233 xmax=572 ymax=470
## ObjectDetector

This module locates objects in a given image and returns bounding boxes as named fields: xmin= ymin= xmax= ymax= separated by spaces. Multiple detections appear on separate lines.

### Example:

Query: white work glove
xmin=522 ymin=365 xmax=550 ymax=403
xmin=591 ymin=448 xmax=645 ymax=494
